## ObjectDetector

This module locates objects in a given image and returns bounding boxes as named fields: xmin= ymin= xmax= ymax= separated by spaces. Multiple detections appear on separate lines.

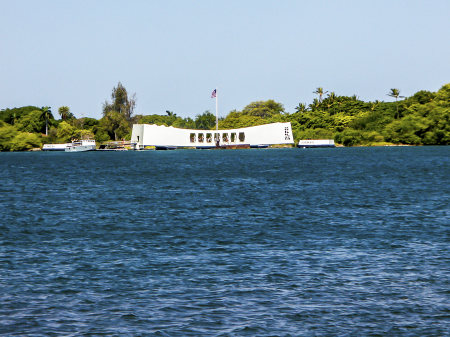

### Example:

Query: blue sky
xmin=1 ymin=0 xmax=449 ymax=119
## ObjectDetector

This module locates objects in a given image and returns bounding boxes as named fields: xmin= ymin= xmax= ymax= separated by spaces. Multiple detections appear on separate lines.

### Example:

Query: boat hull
xmin=297 ymin=145 xmax=336 ymax=148
xmin=42 ymin=143 xmax=71 ymax=151
xmin=155 ymin=146 xmax=177 ymax=150
xmin=65 ymin=145 xmax=96 ymax=152
xmin=65 ymin=139 xmax=96 ymax=152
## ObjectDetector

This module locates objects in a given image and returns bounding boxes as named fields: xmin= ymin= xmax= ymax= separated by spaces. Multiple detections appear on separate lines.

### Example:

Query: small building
xmin=297 ymin=139 xmax=335 ymax=148
xmin=131 ymin=122 xmax=294 ymax=150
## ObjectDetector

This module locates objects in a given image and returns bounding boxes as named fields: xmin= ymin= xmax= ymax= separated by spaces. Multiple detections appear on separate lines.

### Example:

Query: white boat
xmin=297 ymin=139 xmax=335 ymax=148
xmin=130 ymin=122 xmax=294 ymax=150
xmin=42 ymin=143 xmax=71 ymax=151
xmin=65 ymin=139 xmax=96 ymax=152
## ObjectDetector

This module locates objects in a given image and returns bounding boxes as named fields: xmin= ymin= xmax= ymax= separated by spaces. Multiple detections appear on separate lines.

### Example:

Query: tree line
xmin=0 ymin=82 xmax=449 ymax=151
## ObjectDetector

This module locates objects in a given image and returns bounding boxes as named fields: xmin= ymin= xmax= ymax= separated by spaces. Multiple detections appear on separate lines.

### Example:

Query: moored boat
xmin=65 ymin=139 xmax=96 ymax=152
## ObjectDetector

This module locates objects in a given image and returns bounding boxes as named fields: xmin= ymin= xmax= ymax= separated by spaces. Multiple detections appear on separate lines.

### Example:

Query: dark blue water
xmin=1 ymin=147 xmax=449 ymax=336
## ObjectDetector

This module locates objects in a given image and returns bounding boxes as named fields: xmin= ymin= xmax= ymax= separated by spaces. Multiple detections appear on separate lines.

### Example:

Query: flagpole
xmin=215 ymin=87 xmax=218 ymax=131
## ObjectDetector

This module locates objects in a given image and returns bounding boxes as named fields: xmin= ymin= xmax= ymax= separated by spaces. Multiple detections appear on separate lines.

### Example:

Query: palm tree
xmin=309 ymin=98 xmax=320 ymax=111
xmin=388 ymin=88 xmax=400 ymax=100
xmin=41 ymin=106 xmax=51 ymax=136
xmin=166 ymin=110 xmax=177 ymax=117
xmin=58 ymin=106 xmax=71 ymax=120
xmin=387 ymin=88 xmax=405 ymax=118
xmin=370 ymin=100 xmax=380 ymax=111
xmin=327 ymin=92 xmax=337 ymax=114
xmin=337 ymin=101 xmax=343 ymax=114
xmin=295 ymin=103 xmax=307 ymax=113
xmin=328 ymin=92 xmax=337 ymax=102
xmin=313 ymin=87 xmax=328 ymax=103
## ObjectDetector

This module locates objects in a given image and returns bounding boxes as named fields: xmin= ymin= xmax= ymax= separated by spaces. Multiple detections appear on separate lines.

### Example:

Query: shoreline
xmin=2 ymin=143 xmax=444 ymax=152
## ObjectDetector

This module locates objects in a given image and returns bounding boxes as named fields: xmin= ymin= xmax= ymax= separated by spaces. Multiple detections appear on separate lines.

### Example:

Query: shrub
xmin=10 ymin=132 xmax=42 ymax=151
xmin=335 ymin=129 xmax=362 ymax=146
xmin=0 ymin=123 xmax=19 ymax=151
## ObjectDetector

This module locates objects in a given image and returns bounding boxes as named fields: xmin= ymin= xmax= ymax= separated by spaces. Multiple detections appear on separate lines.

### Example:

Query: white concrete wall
xmin=130 ymin=124 xmax=145 ymax=147
xmin=131 ymin=122 xmax=294 ymax=148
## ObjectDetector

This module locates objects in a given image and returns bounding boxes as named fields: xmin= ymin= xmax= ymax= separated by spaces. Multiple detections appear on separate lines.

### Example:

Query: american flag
xmin=211 ymin=89 xmax=216 ymax=98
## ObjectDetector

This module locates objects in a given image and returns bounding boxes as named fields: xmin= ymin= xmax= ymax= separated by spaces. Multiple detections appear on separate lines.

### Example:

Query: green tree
xmin=328 ymin=92 xmax=337 ymax=102
xmin=0 ymin=122 xmax=19 ymax=151
xmin=173 ymin=117 xmax=196 ymax=129
xmin=136 ymin=114 xmax=182 ymax=127
xmin=370 ymin=100 xmax=379 ymax=111
xmin=79 ymin=129 xmax=95 ymax=139
xmin=295 ymin=103 xmax=307 ymax=113
xmin=10 ymin=132 xmax=42 ymax=151
xmin=93 ymin=126 xmax=110 ymax=143
xmin=334 ymin=129 xmax=362 ymax=147
xmin=308 ymin=98 xmax=320 ymax=111
xmin=58 ymin=106 xmax=74 ymax=121
xmin=56 ymin=121 xmax=77 ymax=142
xmin=387 ymin=88 xmax=404 ymax=119
xmin=219 ymin=113 xmax=265 ymax=129
xmin=78 ymin=117 xmax=99 ymax=129
xmin=296 ymin=128 xmax=333 ymax=141
xmin=41 ymin=106 xmax=52 ymax=136
xmin=241 ymin=100 xmax=284 ymax=118
xmin=324 ymin=92 xmax=338 ymax=114
xmin=313 ymin=87 xmax=328 ymax=103
xmin=103 ymin=82 xmax=136 ymax=122
xmin=0 ymin=106 xmax=41 ymax=124
xmin=409 ymin=90 xmax=435 ymax=105
xmin=46 ymin=127 xmax=58 ymax=143
xmin=101 ymin=111 xmax=130 ymax=140
xmin=166 ymin=110 xmax=176 ymax=117
xmin=15 ymin=110 xmax=46 ymax=134
xmin=195 ymin=111 xmax=216 ymax=129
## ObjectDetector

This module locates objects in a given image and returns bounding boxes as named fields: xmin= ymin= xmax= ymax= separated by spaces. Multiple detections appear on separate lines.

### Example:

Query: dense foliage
xmin=290 ymin=85 xmax=449 ymax=146
xmin=1 ymin=83 xmax=449 ymax=151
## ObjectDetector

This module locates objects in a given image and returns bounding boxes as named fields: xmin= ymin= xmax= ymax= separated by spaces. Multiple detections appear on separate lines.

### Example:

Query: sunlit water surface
xmin=0 ymin=147 xmax=449 ymax=336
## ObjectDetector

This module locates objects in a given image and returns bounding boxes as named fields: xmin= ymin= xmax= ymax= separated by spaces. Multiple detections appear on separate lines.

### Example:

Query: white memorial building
xmin=131 ymin=122 xmax=294 ymax=150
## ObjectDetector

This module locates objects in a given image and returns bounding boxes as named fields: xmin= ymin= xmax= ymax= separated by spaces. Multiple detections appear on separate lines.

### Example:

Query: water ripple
xmin=0 ymin=147 xmax=449 ymax=336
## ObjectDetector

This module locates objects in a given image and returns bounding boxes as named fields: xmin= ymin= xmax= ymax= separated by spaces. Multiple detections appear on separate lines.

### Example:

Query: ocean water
xmin=0 ymin=147 xmax=449 ymax=336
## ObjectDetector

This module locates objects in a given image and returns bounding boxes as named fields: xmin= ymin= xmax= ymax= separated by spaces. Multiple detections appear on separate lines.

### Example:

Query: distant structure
xmin=297 ymin=139 xmax=335 ymax=148
xmin=42 ymin=143 xmax=71 ymax=151
xmin=131 ymin=122 xmax=294 ymax=150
